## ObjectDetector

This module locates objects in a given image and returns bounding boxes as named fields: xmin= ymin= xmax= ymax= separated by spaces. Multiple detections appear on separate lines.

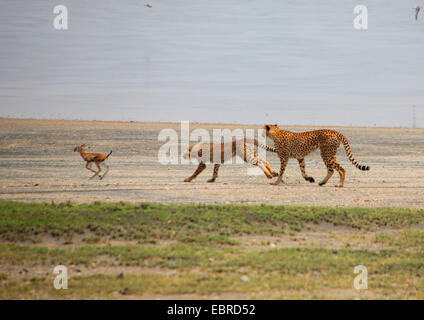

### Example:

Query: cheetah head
xmin=264 ymin=124 xmax=279 ymax=138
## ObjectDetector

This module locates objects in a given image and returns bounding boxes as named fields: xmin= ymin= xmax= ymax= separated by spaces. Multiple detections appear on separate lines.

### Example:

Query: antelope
xmin=73 ymin=144 xmax=112 ymax=180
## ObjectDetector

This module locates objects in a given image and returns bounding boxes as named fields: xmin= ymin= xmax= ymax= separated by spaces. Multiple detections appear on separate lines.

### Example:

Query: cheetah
xmin=264 ymin=125 xmax=370 ymax=187
xmin=183 ymin=138 xmax=279 ymax=182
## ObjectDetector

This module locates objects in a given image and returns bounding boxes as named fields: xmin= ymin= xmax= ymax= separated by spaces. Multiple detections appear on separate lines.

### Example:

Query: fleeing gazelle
xmin=74 ymin=144 xmax=112 ymax=180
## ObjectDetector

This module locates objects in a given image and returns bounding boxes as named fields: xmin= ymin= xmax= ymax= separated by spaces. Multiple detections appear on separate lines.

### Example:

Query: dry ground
xmin=1 ymin=118 xmax=423 ymax=208
xmin=1 ymin=119 xmax=423 ymax=300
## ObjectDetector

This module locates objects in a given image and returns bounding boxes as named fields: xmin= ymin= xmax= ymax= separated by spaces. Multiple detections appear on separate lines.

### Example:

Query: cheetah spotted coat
xmin=264 ymin=125 xmax=370 ymax=187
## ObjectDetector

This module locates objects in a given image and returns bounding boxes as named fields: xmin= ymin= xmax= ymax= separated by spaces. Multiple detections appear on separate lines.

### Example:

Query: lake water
xmin=0 ymin=0 xmax=423 ymax=126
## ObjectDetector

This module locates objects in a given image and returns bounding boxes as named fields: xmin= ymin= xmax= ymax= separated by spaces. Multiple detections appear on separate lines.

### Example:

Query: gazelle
xmin=73 ymin=144 xmax=112 ymax=180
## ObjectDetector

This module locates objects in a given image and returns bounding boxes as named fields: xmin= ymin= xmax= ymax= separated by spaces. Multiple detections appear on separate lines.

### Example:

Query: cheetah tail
xmin=252 ymin=138 xmax=277 ymax=152
xmin=338 ymin=134 xmax=370 ymax=171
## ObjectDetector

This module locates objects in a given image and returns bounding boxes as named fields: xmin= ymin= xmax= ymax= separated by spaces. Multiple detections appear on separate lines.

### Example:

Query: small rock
xmin=241 ymin=275 xmax=250 ymax=282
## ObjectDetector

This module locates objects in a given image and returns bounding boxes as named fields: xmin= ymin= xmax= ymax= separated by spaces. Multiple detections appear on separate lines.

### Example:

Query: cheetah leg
xmin=184 ymin=162 xmax=206 ymax=182
xmin=319 ymin=157 xmax=345 ymax=187
xmin=207 ymin=164 xmax=220 ymax=182
xmin=319 ymin=148 xmax=337 ymax=186
xmin=318 ymin=167 xmax=334 ymax=186
xmin=270 ymin=158 xmax=288 ymax=185
xmin=266 ymin=161 xmax=279 ymax=177
xmin=332 ymin=158 xmax=345 ymax=187
xmin=297 ymin=158 xmax=315 ymax=183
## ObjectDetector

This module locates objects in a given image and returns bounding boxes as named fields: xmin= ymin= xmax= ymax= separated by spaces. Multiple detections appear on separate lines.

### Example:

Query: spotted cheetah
xmin=183 ymin=138 xmax=278 ymax=182
xmin=264 ymin=125 xmax=370 ymax=187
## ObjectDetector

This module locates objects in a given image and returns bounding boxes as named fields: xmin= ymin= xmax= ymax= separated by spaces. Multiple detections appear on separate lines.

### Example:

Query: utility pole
xmin=412 ymin=105 xmax=416 ymax=128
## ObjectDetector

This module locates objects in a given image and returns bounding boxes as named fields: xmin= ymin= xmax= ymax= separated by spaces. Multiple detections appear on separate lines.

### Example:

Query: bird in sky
xmin=145 ymin=4 xmax=152 ymax=8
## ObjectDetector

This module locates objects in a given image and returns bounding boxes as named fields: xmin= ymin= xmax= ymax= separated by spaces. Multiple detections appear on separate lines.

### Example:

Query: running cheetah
xmin=183 ymin=138 xmax=278 ymax=182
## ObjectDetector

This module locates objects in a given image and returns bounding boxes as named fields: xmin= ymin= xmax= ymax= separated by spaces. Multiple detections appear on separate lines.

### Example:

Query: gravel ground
xmin=1 ymin=118 xmax=423 ymax=208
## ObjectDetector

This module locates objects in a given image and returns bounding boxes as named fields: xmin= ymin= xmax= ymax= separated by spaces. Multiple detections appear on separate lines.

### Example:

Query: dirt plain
xmin=0 ymin=118 xmax=423 ymax=208
xmin=1 ymin=119 xmax=424 ymax=300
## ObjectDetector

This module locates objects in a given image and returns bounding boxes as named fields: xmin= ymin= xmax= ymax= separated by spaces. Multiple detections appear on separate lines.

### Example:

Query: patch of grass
xmin=1 ymin=200 xmax=424 ymax=299
xmin=1 ymin=244 xmax=424 ymax=299
xmin=375 ymin=229 xmax=424 ymax=249
xmin=0 ymin=243 xmax=234 ymax=269
xmin=82 ymin=236 xmax=102 ymax=244
xmin=0 ymin=200 xmax=423 ymax=243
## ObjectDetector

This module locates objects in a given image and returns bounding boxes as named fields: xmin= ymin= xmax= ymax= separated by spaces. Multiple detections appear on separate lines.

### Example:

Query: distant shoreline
xmin=0 ymin=117 xmax=422 ymax=130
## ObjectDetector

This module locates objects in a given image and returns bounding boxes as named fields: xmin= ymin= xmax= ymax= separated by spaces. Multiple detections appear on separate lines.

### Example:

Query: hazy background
xmin=0 ymin=0 xmax=423 ymax=127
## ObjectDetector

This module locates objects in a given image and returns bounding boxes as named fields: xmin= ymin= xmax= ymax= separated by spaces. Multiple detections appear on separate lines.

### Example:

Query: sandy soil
xmin=1 ymin=118 xmax=423 ymax=208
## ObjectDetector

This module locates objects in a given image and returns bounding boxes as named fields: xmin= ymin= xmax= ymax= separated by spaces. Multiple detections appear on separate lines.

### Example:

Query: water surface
xmin=0 ymin=0 xmax=423 ymax=126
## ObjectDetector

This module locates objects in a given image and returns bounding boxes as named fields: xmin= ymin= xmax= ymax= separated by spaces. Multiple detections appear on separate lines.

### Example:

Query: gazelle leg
xmin=248 ymin=155 xmax=272 ymax=179
xmin=89 ymin=162 xmax=102 ymax=180
xmin=99 ymin=163 xmax=109 ymax=180
xmin=85 ymin=162 xmax=96 ymax=174
xmin=266 ymin=161 xmax=279 ymax=177
xmin=256 ymin=160 xmax=273 ymax=179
